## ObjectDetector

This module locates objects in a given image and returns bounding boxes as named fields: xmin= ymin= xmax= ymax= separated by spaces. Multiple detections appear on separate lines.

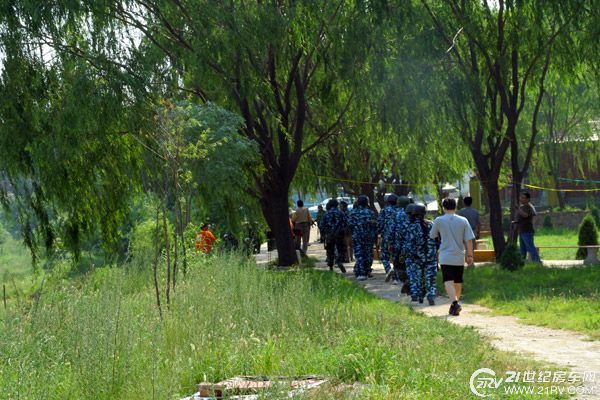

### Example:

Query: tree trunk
xmin=172 ymin=229 xmax=178 ymax=292
xmin=153 ymin=206 xmax=163 ymax=319
xmin=483 ymin=180 xmax=506 ymax=256
xmin=260 ymin=185 xmax=297 ymax=267
xmin=177 ymin=197 xmax=188 ymax=276
xmin=162 ymin=206 xmax=171 ymax=306
xmin=553 ymin=173 xmax=566 ymax=209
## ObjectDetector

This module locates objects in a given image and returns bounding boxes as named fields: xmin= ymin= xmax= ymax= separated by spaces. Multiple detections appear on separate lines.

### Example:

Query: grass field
xmin=460 ymin=263 xmax=600 ymax=339
xmin=479 ymin=228 xmax=581 ymax=260
xmin=0 ymin=252 xmax=562 ymax=399
xmin=535 ymin=228 xmax=580 ymax=260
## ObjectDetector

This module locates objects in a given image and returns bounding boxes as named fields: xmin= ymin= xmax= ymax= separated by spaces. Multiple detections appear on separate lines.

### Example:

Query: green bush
xmin=576 ymin=215 xmax=598 ymax=259
xmin=129 ymin=218 xmax=173 ymax=269
xmin=499 ymin=242 xmax=524 ymax=271
xmin=542 ymin=215 xmax=553 ymax=229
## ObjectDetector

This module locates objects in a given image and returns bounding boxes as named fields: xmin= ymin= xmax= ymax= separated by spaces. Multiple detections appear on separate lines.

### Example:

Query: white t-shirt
xmin=430 ymin=213 xmax=475 ymax=266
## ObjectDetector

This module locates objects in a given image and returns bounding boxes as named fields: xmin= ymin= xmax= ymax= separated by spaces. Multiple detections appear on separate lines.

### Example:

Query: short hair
xmin=387 ymin=194 xmax=398 ymax=205
xmin=329 ymin=199 xmax=339 ymax=208
xmin=201 ymin=223 xmax=208 ymax=229
xmin=442 ymin=197 xmax=457 ymax=210
xmin=297 ymin=199 xmax=304 ymax=207
xmin=520 ymin=191 xmax=531 ymax=199
xmin=463 ymin=196 xmax=473 ymax=206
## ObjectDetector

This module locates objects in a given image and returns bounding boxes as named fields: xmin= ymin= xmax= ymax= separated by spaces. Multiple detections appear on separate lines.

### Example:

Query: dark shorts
xmin=441 ymin=264 xmax=464 ymax=283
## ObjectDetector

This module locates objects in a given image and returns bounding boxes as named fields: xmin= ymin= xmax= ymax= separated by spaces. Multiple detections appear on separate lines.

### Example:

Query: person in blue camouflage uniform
xmin=377 ymin=194 xmax=400 ymax=284
xmin=403 ymin=203 xmax=439 ymax=305
xmin=348 ymin=195 xmax=378 ymax=280
xmin=390 ymin=196 xmax=412 ymax=292
xmin=319 ymin=199 xmax=347 ymax=273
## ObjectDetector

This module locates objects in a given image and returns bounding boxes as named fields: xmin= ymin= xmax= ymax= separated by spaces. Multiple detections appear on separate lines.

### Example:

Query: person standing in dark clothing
xmin=403 ymin=203 xmax=439 ymax=305
xmin=319 ymin=199 xmax=347 ymax=273
xmin=389 ymin=196 xmax=411 ymax=292
xmin=513 ymin=191 xmax=540 ymax=262
xmin=348 ymin=195 xmax=378 ymax=280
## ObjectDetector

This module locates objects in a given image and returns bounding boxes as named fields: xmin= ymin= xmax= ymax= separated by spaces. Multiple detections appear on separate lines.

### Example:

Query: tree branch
xmin=301 ymin=92 xmax=354 ymax=156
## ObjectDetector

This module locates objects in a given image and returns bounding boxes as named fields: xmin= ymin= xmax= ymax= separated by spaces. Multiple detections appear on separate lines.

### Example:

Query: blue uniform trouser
xmin=353 ymin=238 xmax=375 ymax=277
xmin=406 ymin=258 xmax=437 ymax=300
xmin=325 ymin=234 xmax=346 ymax=267
xmin=519 ymin=232 xmax=540 ymax=262
xmin=380 ymin=239 xmax=392 ymax=272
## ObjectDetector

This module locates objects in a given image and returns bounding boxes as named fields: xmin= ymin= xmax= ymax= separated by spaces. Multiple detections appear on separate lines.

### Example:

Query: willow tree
xmin=421 ymin=0 xmax=590 ymax=255
xmin=0 ymin=48 xmax=144 ymax=263
xmin=2 ymin=1 xmax=393 ymax=266
xmin=297 ymin=1 xmax=471 ymax=212
xmin=531 ymin=69 xmax=600 ymax=208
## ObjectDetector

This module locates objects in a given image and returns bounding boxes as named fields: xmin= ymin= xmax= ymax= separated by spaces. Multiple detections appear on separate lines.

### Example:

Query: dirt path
xmin=256 ymin=229 xmax=600 ymax=398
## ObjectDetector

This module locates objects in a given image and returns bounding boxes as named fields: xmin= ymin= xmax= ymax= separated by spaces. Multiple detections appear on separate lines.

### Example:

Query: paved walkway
xmin=256 ymin=228 xmax=600 ymax=398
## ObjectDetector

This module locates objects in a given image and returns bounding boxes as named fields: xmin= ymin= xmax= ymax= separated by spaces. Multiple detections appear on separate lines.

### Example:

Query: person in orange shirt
xmin=195 ymin=224 xmax=216 ymax=254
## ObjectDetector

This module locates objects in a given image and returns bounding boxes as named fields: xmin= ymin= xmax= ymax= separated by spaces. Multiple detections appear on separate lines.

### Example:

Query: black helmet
xmin=413 ymin=203 xmax=427 ymax=216
xmin=405 ymin=203 xmax=417 ymax=215
xmin=386 ymin=194 xmax=398 ymax=205
xmin=357 ymin=195 xmax=369 ymax=207
xmin=398 ymin=196 xmax=410 ymax=208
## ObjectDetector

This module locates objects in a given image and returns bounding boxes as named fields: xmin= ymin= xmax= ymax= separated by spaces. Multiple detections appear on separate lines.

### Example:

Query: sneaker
xmin=401 ymin=283 xmax=410 ymax=294
xmin=391 ymin=279 xmax=400 ymax=286
xmin=411 ymin=296 xmax=418 ymax=302
xmin=453 ymin=302 xmax=462 ymax=316
xmin=428 ymin=298 xmax=435 ymax=306
xmin=418 ymin=297 xmax=424 ymax=304
xmin=449 ymin=302 xmax=456 ymax=315
xmin=367 ymin=272 xmax=374 ymax=278
xmin=337 ymin=264 xmax=346 ymax=273
xmin=328 ymin=265 xmax=333 ymax=271
xmin=356 ymin=275 xmax=368 ymax=281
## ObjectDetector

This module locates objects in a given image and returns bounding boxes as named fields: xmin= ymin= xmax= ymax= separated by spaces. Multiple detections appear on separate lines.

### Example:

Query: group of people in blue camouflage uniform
xmin=318 ymin=193 xmax=439 ymax=304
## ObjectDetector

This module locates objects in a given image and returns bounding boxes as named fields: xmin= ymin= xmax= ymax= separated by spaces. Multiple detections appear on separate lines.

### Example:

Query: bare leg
xmin=444 ymin=281 xmax=457 ymax=302
xmin=454 ymin=283 xmax=462 ymax=301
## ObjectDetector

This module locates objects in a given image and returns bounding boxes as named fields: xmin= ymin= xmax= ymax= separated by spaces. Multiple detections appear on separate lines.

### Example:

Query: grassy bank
xmin=462 ymin=263 xmax=600 ymax=339
xmin=0 ymin=253 xmax=559 ymax=399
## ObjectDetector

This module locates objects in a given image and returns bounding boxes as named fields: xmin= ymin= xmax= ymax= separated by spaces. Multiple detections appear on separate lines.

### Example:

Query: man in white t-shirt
xmin=430 ymin=198 xmax=475 ymax=316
